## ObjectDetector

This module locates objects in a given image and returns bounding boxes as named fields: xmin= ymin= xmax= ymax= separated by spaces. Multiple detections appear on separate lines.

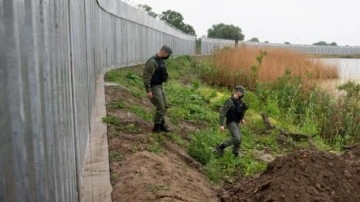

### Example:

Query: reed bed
xmin=208 ymin=47 xmax=339 ymax=89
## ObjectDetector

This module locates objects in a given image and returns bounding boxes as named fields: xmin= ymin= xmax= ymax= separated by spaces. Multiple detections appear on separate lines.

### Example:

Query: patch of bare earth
xmin=105 ymin=86 xmax=219 ymax=202
xmin=220 ymin=147 xmax=360 ymax=202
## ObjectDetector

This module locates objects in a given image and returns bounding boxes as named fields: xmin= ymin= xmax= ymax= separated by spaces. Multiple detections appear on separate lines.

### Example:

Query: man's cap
xmin=235 ymin=85 xmax=246 ymax=94
xmin=161 ymin=45 xmax=173 ymax=55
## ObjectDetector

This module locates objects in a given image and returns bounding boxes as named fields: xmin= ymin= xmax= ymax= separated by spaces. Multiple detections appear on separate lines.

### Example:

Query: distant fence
xmin=239 ymin=42 xmax=360 ymax=55
xmin=201 ymin=37 xmax=360 ymax=55
xmin=0 ymin=0 xmax=195 ymax=201
xmin=201 ymin=37 xmax=235 ymax=55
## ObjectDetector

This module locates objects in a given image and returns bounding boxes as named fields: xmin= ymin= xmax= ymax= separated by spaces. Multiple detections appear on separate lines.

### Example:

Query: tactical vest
xmin=150 ymin=57 xmax=168 ymax=86
xmin=226 ymin=97 xmax=248 ymax=124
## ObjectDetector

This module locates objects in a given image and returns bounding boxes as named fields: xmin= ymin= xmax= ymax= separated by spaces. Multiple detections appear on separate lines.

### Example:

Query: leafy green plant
xmin=251 ymin=50 xmax=267 ymax=88
xmin=126 ymin=72 xmax=140 ymax=83
xmin=188 ymin=129 xmax=221 ymax=165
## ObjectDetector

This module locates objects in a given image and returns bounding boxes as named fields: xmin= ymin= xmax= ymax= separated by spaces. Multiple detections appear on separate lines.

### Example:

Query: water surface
xmin=319 ymin=58 xmax=360 ymax=95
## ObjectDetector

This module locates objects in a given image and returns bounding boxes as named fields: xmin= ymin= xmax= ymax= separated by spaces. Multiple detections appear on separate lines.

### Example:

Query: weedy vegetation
xmin=104 ymin=48 xmax=360 ymax=184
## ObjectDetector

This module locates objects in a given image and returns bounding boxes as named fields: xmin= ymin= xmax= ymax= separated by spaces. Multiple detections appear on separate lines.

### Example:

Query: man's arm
xmin=219 ymin=99 xmax=232 ymax=126
xmin=143 ymin=60 xmax=156 ymax=93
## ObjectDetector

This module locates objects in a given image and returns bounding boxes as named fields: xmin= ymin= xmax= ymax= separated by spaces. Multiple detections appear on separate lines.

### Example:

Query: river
xmin=318 ymin=58 xmax=360 ymax=95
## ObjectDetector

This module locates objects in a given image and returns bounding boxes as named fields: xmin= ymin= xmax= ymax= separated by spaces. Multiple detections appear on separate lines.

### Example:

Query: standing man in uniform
xmin=216 ymin=85 xmax=248 ymax=157
xmin=143 ymin=45 xmax=173 ymax=133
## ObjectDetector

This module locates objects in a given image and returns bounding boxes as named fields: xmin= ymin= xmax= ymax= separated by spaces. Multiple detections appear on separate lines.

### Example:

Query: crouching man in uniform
xmin=142 ymin=45 xmax=172 ymax=132
xmin=216 ymin=85 xmax=248 ymax=157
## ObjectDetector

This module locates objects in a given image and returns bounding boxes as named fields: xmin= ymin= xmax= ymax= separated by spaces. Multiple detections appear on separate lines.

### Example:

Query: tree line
xmin=138 ymin=4 xmax=243 ymax=43
xmin=138 ymin=4 xmax=338 ymax=46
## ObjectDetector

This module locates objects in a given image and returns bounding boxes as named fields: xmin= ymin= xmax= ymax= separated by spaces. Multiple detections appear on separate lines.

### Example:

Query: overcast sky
xmin=129 ymin=0 xmax=360 ymax=46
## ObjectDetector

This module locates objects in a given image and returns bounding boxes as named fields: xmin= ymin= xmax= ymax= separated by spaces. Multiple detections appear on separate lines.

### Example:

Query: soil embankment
xmin=221 ymin=147 xmax=360 ymax=202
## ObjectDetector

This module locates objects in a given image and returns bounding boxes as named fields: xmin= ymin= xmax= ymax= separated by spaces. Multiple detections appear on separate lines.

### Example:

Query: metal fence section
xmin=201 ymin=37 xmax=360 ymax=55
xmin=238 ymin=42 xmax=360 ymax=55
xmin=201 ymin=37 xmax=235 ymax=55
xmin=0 ymin=0 xmax=195 ymax=201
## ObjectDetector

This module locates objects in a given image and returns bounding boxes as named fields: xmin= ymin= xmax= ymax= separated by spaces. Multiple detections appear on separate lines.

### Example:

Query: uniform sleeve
xmin=143 ymin=60 xmax=156 ymax=93
xmin=163 ymin=68 xmax=169 ymax=83
xmin=219 ymin=99 xmax=232 ymax=126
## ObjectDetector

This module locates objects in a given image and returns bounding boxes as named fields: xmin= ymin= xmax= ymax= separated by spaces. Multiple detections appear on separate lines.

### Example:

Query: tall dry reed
xmin=209 ymin=46 xmax=339 ymax=89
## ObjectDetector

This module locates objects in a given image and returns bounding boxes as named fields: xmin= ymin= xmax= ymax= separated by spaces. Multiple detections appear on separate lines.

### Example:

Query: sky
xmin=127 ymin=0 xmax=360 ymax=46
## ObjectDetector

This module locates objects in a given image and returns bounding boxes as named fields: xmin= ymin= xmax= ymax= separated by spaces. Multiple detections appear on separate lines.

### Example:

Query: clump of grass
xmin=107 ymin=101 xmax=126 ymax=111
xmin=102 ymin=115 xmax=120 ymax=126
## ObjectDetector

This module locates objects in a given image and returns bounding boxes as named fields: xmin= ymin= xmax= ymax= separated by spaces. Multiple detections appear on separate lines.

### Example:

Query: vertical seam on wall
xmin=66 ymin=0 xmax=80 ymax=201
xmin=83 ymin=1 xmax=94 ymax=201
xmin=84 ymin=0 xmax=90 ymax=135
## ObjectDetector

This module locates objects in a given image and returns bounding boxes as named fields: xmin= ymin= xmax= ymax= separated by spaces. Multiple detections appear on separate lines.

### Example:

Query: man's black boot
xmin=152 ymin=123 xmax=162 ymax=133
xmin=160 ymin=120 xmax=170 ymax=132
xmin=233 ymin=142 xmax=241 ymax=158
xmin=215 ymin=144 xmax=226 ymax=156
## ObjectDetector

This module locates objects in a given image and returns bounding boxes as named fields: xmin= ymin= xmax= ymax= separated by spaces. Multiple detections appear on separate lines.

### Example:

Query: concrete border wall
xmin=0 ymin=0 xmax=195 ymax=201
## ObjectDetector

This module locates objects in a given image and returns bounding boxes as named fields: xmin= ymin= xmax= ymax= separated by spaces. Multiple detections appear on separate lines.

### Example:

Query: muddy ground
xmin=105 ymin=85 xmax=360 ymax=202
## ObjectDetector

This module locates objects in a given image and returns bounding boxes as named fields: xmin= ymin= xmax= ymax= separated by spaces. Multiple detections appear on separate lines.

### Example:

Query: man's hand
xmin=241 ymin=119 xmax=246 ymax=124
xmin=147 ymin=92 xmax=153 ymax=99
xmin=219 ymin=125 xmax=225 ymax=132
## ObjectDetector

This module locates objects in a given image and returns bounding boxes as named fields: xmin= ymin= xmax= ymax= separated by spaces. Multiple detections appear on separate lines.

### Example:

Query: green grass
xmin=104 ymin=55 xmax=347 ymax=184
xmin=128 ymin=105 xmax=152 ymax=122
xmin=107 ymin=101 xmax=126 ymax=111
xmin=124 ymin=123 xmax=141 ymax=133
xmin=105 ymin=66 xmax=145 ymax=99
xmin=102 ymin=115 xmax=120 ymax=126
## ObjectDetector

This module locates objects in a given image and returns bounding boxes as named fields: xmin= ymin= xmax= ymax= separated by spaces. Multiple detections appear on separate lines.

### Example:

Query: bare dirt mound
xmin=221 ymin=148 xmax=360 ymax=202
xmin=105 ymin=86 xmax=218 ymax=202
xmin=112 ymin=150 xmax=217 ymax=202
xmin=343 ymin=145 xmax=360 ymax=162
